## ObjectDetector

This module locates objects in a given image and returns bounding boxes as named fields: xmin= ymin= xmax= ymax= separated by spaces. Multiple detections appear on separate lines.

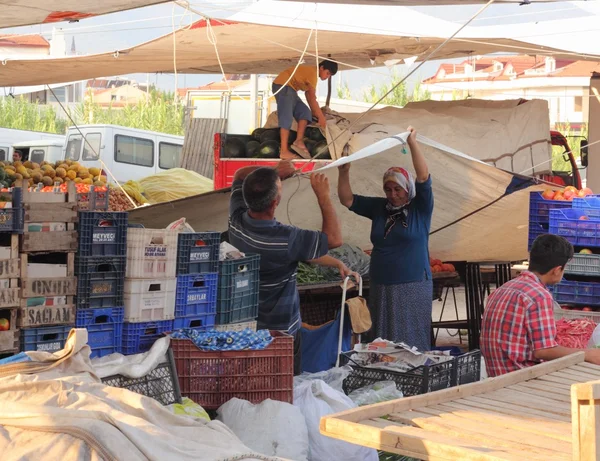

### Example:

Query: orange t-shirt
xmin=273 ymin=65 xmax=318 ymax=92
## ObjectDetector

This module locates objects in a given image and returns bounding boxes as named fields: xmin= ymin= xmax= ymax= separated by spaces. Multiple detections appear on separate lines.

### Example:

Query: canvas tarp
xmin=0 ymin=2 xmax=596 ymax=87
xmin=129 ymin=100 xmax=548 ymax=262
xmin=0 ymin=329 xmax=282 ymax=461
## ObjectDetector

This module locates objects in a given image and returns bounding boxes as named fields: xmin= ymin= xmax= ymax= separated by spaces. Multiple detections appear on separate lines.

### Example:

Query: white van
xmin=0 ymin=127 xmax=65 ymax=162
xmin=63 ymin=125 xmax=184 ymax=183
xmin=12 ymin=140 xmax=64 ymax=164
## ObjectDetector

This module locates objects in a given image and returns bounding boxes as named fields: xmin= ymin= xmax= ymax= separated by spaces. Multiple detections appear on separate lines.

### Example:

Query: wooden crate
xmin=20 ymin=182 xmax=78 ymax=253
xmin=0 ymin=307 xmax=18 ymax=353
xmin=0 ymin=234 xmax=20 ymax=280
xmin=321 ymin=353 xmax=600 ymax=461
xmin=20 ymin=253 xmax=76 ymax=299
xmin=18 ymin=296 xmax=75 ymax=329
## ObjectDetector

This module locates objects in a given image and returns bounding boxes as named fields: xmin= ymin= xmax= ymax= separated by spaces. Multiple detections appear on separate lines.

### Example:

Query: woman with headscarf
xmin=337 ymin=126 xmax=433 ymax=351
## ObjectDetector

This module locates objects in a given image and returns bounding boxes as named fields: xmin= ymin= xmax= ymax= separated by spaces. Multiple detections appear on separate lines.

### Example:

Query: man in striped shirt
xmin=229 ymin=160 xmax=346 ymax=374
xmin=481 ymin=234 xmax=600 ymax=377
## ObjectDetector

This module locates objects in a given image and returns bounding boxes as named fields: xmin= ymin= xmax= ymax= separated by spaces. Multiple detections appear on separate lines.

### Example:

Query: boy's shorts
xmin=272 ymin=83 xmax=312 ymax=130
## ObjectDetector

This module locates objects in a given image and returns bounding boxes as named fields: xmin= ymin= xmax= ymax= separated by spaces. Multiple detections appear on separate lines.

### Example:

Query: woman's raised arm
xmin=407 ymin=126 xmax=429 ymax=183
xmin=337 ymin=163 xmax=354 ymax=208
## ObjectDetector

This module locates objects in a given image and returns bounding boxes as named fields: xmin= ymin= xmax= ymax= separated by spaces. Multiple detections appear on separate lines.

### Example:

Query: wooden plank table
xmin=321 ymin=353 xmax=600 ymax=460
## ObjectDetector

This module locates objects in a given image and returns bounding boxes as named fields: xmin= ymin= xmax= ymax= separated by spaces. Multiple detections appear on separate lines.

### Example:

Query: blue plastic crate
xmin=0 ymin=187 xmax=23 ymax=234
xmin=78 ymin=211 xmax=128 ymax=257
xmin=173 ymin=313 xmax=216 ymax=330
xmin=549 ymin=208 xmax=600 ymax=248
xmin=550 ymin=280 xmax=600 ymax=307
xmin=122 ymin=320 xmax=173 ymax=355
xmin=573 ymin=196 xmax=600 ymax=219
xmin=528 ymin=192 xmax=572 ymax=250
xmin=76 ymin=307 xmax=124 ymax=358
xmin=175 ymin=273 xmax=218 ymax=318
xmin=20 ymin=325 xmax=72 ymax=352
xmin=177 ymin=232 xmax=220 ymax=275
xmin=75 ymin=257 xmax=126 ymax=309
xmin=217 ymin=255 xmax=260 ymax=324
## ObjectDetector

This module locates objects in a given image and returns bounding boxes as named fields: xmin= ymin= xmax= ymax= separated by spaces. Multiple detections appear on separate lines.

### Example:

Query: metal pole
xmin=250 ymin=74 xmax=258 ymax=132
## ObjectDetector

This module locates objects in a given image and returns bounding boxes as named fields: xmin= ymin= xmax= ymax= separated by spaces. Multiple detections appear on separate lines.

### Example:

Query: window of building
xmin=159 ymin=142 xmax=182 ymax=169
xmin=48 ymin=86 xmax=66 ymax=103
xmin=82 ymin=133 xmax=102 ymax=160
xmin=115 ymin=135 xmax=154 ymax=167
xmin=111 ymin=95 xmax=117 ymax=101
xmin=574 ymin=96 xmax=583 ymax=113
xmin=65 ymin=134 xmax=83 ymax=161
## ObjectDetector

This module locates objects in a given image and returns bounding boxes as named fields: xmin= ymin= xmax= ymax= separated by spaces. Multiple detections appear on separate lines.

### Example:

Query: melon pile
xmin=0 ymin=160 xmax=107 ymax=189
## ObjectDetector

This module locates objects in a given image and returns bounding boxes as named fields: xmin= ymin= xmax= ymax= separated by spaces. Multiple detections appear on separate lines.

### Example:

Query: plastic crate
xmin=20 ymin=325 xmax=72 ymax=352
xmin=122 ymin=320 xmax=174 ymax=355
xmin=101 ymin=349 xmax=182 ymax=406
xmin=214 ymin=320 xmax=257 ymax=332
xmin=175 ymin=273 xmax=218 ymax=318
xmin=77 ymin=186 xmax=109 ymax=212
xmin=573 ymin=196 xmax=600 ymax=219
xmin=173 ymin=313 xmax=216 ymax=330
xmin=528 ymin=192 xmax=573 ymax=250
xmin=217 ymin=255 xmax=260 ymax=324
xmin=76 ymin=307 xmax=123 ymax=358
xmin=549 ymin=208 xmax=600 ymax=248
xmin=565 ymin=253 xmax=600 ymax=276
xmin=124 ymin=278 xmax=176 ymax=322
xmin=75 ymin=257 xmax=126 ymax=309
xmin=126 ymin=228 xmax=178 ymax=278
xmin=78 ymin=211 xmax=128 ymax=257
xmin=341 ymin=350 xmax=482 ymax=397
xmin=554 ymin=305 xmax=600 ymax=322
xmin=171 ymin=330 xmax=293 ymax=409
xmin=0 ymin=187 xmax=24 ymax=234
xmin=550 ymin=280 xmax=600 ymax=307
xmin=177 ymin=232 xmax=220 ymax=275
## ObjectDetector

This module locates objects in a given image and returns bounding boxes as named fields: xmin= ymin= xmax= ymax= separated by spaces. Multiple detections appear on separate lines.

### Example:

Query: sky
xmin=0 ymin=0 xmax=596 ymax=99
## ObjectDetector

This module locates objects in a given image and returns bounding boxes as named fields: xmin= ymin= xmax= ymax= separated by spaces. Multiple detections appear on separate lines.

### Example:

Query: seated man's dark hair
xmin=529 ymin=234 xmax=574 ymax=274
xmin=319 ymin=60 xmax=338 ymax=76
xmin=243 ymin=168 xmax=279 ymax=213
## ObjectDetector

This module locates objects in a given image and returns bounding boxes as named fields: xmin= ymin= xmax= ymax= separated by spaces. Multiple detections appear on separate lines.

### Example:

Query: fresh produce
xmin=246 ymin=140 xmax=260 ymax=157
xmin=0 ymin=160 xmax=107 ymax=189
xmin=541 ymin=187 xmax=594 ymax=202
xmin=223 ymin=137 xmax=246 ymax=158
xmin=259 ymin=129 xmax=280 ymax=144
xmin=310 ymin=140 xmax=331 ymax=159
xmin=256 ymin=140 xmax=280 ymax=159
xmin=555 ymin=318 xmax=596 ymax=349
xmin=287 ymin=130 xmax=298 ymax=145
xmin=580 ymin=248 xmax=594 ymax=254
xmin=251 ymin=128 xmax=265 ymax=141
xmin=0 ymin=317 xmax=9 ymax=331
xmin=429 ymin=257 xmax=455 ymax=273
xmin=108 ymin=188 xmax=141 ymax=211
xmin=297 ymin=262 xmax=328 ymax=284
xmin=306 ymin=126 xmax=325 ymax=142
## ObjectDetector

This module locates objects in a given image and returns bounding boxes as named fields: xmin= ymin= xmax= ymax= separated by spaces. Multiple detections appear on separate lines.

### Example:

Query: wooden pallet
xmin=321 ymin=353 xmax=600 ymax=461
xmin=0 ymin=307 xmax=18 ymax=353
xmin=20 ymin=253 xmax=76 ymax=299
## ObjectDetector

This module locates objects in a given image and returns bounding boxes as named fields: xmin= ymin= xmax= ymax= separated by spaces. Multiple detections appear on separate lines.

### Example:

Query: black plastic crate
xmin=341 ymin=350 xmax=481 ymax=397
xmin=177 ymin=232 xmax=220 ymax=275
xmin=217 ymin=255 xmax=260 ymax=324
xmin=75 ymin=257 xmax=126 ymax=309
xmin=0 ymin=187 xmax=23 ymax=234
xmin=101 ymin=348 xmax=182 ymax=405
xmin=78 ymin=211 xmax=128 ymax=257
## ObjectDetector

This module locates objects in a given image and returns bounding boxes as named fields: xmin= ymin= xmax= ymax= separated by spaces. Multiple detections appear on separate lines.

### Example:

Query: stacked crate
xmin=75 ymin=211 xmax=128 ymax=358
xmin=0 ymin=187 xmax=23 ymax=358
xmin=528 ymin=192 xmax=572 ymax=250
xmin=18 ymin=183 xmax=77 ymax=353
xmin=173 ymin=232 xmax=220 ymax=331
xmin=122 ymin=227 xmax=177 ymax=354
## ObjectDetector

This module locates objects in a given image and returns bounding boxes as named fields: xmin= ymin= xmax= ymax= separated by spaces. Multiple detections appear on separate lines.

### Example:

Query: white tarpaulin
xmin=128 ymin=100 xmax=548 ymax=262
xmin=0 ymin=1 xmax=596 ymax=87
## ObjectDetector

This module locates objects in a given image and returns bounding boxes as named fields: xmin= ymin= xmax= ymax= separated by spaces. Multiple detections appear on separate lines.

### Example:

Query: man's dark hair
xmin=529 ymin=234 xmax=574 ymax=274
xmin=319 ymin=60 xmax=338 ymax=76
xmin=243 ymin=168 xmax=279 ymax=213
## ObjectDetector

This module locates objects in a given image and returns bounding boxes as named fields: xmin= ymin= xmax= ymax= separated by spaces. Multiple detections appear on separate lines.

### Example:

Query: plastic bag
xmin=294 ymin=366 xmax=352 ymax=394
xmin=169 ymin=397 xmax=210 ymax=422
xmin=348 ymin=380 xmax=403 ymax=406
xmin=217 ymin=398 xmax=309 ymax=461
xmin=588 ymin=323 xmax=600 ymax=348
xmin=294 ymin=380 xmax=378 ymax=461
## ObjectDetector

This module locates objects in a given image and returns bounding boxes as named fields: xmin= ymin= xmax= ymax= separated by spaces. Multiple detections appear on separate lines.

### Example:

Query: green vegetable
xmin=297 ymin=262 xmax=328 ymax=285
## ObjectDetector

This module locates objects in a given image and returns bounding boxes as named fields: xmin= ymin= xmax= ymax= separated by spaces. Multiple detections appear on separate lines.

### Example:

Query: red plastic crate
xmin=171 ymin=330 xmax=293 ymax=409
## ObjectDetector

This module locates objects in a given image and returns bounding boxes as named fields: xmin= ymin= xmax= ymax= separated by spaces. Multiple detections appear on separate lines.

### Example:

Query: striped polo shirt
xmin=228 ymin=180 xmax=328 ymax=334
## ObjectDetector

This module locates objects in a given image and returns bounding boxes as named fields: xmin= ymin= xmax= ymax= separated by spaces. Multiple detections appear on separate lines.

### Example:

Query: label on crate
xmin=25 ymin=296 xmax=67 ymax=307
xmin=88 ymin=332 xmax=112 ymax=347
xmin=190 ymin=248 xmax=211 ymax=262
xmin=26 ymin=222 xmax=66 ymax=232
xmin=144 ymin=245 xmax=168 ymax=257
xmin=27 ymin=279 xmax=76 ymax=297
xmin=23 ymin=305 xmax=73 ymax=327
xmin=37 ymin=342 xmax=61 ymax=352
xmin=143 ymin=298 xmax=163 ymax=308
xmin=91 ymin=281 xmax=115 ymax=295
xmin=92 ymin=231 xmax=117 ymax=243
xmin=233 ymin=274 xmax=251 ymax=293
xmin=0 ymin=288 xmax=18 ymax=306
xmin=0 ymin=279 xmax=9 ymax=289
xmin=0 ymin=259 xmax=18 ymax=279
xmin=187 ymin=292 xmax=207 ymax=303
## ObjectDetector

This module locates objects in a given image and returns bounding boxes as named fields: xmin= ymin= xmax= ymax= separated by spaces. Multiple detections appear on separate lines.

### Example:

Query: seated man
xmin=272 ymin=60 xmax=338 ymax=160
xmin=228 ymin=160 xmax=353 ymax=375
xmin=481 ymin=233 xmax=600 ymax=377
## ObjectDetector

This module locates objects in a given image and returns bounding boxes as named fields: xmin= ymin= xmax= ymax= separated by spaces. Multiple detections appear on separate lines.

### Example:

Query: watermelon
xmin=303 ymin=138 xmax=317 ymax=154
xmin=252 ymin=128 xmax=266 ymax=141
xmin=310 ymin=140 xmax=331 ymax=159
xmin=0 ymin=169 xmax=6 ymax=181
xmin=224 ymin=137 xmax=246 ymax=158
xmin=306 ymin=127 xmax=325 ymax=142
xmin=259 ymin=129 xmax=280 ymax=143
xmin=288 ymin=130 xmax=298 ymax=145
xmin=246 ymin=140 xmax=260 ymax=157
xmin=256 ymin=140 xmax=280 ymax=159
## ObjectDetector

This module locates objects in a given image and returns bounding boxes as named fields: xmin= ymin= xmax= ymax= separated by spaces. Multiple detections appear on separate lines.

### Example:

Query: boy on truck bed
xmin=272 ymin=60 xmax=338 ymax=160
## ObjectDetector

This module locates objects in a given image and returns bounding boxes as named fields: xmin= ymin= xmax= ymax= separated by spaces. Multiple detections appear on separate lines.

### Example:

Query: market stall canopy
xmin=0 ymin=1 xmax=168 ymax=29
xmin=0 ymin=1 xmax=597 ymax=87
xmin=129 ymin=99 xmax=548 ymax=262
xmin=275 ymin=0 xmax=573 ymax=3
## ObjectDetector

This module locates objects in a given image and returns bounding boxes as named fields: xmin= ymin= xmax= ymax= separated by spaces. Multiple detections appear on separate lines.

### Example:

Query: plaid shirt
xmin=481 ymin=271 xmax=558 ymax=377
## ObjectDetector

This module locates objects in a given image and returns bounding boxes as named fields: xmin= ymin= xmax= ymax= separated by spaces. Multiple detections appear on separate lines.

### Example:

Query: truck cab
xmin=540 ymin=130 xmax=584 ymax=189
